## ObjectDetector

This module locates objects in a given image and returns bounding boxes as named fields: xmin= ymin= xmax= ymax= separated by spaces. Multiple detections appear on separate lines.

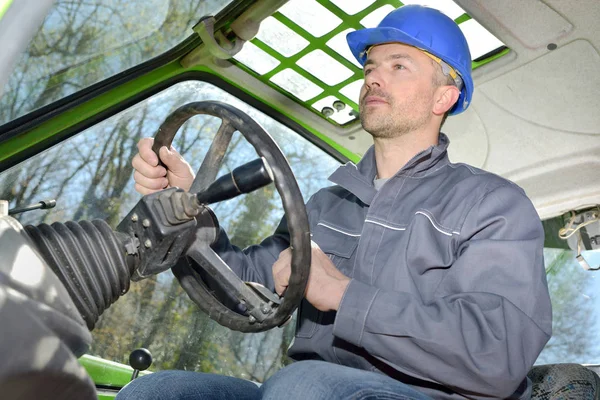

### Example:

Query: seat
xmin=529 ymin=363 xmax=600 ymax=400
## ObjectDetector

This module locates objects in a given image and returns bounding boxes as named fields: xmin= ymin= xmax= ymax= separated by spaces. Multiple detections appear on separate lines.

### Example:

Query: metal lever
xmin=8 ymin=199 xmax=56 ymax=215
xmin=196 ymin=157 xmax=273 ymax=205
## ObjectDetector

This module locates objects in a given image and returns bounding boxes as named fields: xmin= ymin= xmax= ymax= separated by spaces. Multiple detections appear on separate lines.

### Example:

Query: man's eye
xmin=364 ymin=68 xmax=373 ymax=76
xmin=394 ymin=64 xmax=406 ymax=70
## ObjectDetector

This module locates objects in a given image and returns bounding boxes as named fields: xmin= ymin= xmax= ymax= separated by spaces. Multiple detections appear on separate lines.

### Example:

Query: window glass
xmin=400 ymin=0 xmax=465 ymax=19
xmin=360 ymin=4 xmax=396 ymax=28
xmin=256 ymin=17 xmax=309 ymax=57
xmin=0 ymin=0 xmax=230 ymax=125
xmin=297 ymin=50 xmax=354 ymax=86
xmin=233 ymin=41 xmax=281 ymax=75
xmin=270 ymin=69 xmax=324 ymax=101
xmin=0 ymin=80 xmax=341 ymax=379
xmin=537 ymin=247 xmax=600 ymax=364
xmin=339 ymin=79 xmax=364 ymax=105
xmin=329 ymin=0 xmax=377 ymax=16
xmin=278 ymin=0 xmax=342 ymax=38
xmin=326 ymin=29 xmax=362 ymax=68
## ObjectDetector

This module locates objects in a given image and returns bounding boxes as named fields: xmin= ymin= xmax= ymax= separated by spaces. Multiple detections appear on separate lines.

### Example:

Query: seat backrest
xmin=529 ymin=363 xmax=600 ymax=400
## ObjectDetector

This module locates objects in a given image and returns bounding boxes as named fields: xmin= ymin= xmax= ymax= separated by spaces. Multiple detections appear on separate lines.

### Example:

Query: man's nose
xmin=364 ymin=68 xmax=382 ymax=89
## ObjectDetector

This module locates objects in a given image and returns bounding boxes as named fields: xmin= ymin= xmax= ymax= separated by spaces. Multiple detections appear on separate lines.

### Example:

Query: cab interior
xmin=0 ymin=0 xmax=599 ymax=399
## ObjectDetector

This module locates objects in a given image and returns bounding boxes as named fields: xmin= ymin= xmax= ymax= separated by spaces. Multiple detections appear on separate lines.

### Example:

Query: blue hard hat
xmin=347 ymin=5 xmax=473 ymax=115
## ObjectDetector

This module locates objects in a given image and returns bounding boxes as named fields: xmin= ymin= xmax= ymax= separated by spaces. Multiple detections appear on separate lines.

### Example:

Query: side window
xmin=537 ymin=247 xmax=600 ymax=365
xmin=0 ymin=81 xmax=341 ymax=380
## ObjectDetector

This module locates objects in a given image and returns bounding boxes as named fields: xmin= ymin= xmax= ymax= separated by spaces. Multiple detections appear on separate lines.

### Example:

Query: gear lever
xmin=129 ymin=348 xmax=152 ymax=381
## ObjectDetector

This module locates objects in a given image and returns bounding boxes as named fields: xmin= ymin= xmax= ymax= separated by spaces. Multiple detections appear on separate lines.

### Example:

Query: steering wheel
xmin=151 ymin=101 xmax=311 ymax=333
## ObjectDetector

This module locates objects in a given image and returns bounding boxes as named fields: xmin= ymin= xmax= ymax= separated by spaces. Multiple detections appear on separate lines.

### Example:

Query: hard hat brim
xmin=347 ymin=26 xmax=432 ymax=66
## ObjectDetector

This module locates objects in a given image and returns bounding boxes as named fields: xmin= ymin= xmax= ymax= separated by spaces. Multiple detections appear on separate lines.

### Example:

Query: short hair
xmin=430 ymin=58 xmax=459 ymax=129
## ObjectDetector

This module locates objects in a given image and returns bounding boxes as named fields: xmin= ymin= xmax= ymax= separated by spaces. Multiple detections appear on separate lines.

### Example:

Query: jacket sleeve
xmin=209 ymin=215 xmax=291 ymax=292
xmin=209 ymin=193 xmax=321 ymax=291
xmin=332 ymin=184 xmax=552 ymax=399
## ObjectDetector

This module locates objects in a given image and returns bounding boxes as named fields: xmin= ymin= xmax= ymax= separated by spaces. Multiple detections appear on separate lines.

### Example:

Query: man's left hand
xmin=273 ymin=242 xmax=350 ymax=312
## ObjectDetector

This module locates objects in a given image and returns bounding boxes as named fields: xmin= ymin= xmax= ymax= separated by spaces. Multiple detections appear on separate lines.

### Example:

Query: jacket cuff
xmin=333 ymin=279 xmax=379 ymax=346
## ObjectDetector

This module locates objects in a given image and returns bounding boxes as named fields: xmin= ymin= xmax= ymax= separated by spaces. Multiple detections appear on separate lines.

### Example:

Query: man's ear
xmin=433 ymin=85 xmax=461 ymax=116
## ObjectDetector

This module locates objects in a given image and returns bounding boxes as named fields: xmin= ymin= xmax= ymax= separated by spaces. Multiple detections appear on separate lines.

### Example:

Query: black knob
xmin=196 ymin=158 xmax=273 ymax=205
xmin=129 ymin=348 xmax=152 ymax=380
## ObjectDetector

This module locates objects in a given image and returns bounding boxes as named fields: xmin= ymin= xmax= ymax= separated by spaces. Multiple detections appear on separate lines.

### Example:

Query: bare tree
xmin=536 ymin=249 xmax=596 ymax=364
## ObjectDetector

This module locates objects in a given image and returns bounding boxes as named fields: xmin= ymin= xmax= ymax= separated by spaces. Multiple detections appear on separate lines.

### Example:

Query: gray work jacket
xmin=214 ymin=133 xmax=552 ymax=399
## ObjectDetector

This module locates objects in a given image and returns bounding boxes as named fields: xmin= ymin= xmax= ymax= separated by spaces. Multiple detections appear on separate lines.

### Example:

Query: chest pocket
xmin=311 ymin=222 xmax=360 ymax=271
xmin=295 ymin=221 xmax=360 ymax=339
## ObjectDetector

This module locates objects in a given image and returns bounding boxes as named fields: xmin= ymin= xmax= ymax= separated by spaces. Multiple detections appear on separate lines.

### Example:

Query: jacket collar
xmin=328 ymin=133 xmax=451 ymax=205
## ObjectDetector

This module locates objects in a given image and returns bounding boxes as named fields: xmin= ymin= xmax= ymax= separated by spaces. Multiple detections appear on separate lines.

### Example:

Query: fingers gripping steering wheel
xmin=152 ymin=101 xmax=311 ymax=333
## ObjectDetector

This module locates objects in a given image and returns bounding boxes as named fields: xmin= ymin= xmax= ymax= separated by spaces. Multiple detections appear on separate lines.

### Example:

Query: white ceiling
xmin=446 ymin=0 xmax=600 ymax=220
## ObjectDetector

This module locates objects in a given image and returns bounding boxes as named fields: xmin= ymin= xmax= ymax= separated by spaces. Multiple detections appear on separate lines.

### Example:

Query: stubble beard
xmin=360 ymin=108 xmax=399 ymax=139
xmin=359 ymin=94 xmax=431 ymax=140
xmin=360 ymin=104 xmax=428 ymax=139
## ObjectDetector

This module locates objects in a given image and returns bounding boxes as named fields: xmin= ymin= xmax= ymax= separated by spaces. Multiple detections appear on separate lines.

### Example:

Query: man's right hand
xmin=132 ymin=138 xmax=195 ymax=194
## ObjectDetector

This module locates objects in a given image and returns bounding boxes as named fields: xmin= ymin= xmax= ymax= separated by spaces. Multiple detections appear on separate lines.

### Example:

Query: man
xmin=120 ymin=5 xmax=552 ymax=400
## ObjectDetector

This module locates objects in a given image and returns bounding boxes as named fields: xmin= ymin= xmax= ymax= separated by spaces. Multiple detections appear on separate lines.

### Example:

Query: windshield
xmin=0 ymin=80 xmax=342 ymax=379
xmin=0 ymin=0 xmax=230 ymax=125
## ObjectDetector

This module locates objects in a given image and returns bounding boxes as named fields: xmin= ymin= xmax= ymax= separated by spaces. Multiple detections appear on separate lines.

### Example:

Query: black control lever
xmin=196 ymin=157 xmax=274 ymax=205
xmin=129 ymin=348 xmax=152 ymax=381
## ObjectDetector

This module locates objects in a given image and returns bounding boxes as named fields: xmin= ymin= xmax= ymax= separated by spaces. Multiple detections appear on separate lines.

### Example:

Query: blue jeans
xmin=116 ymin=360 xmax=433 ymax=400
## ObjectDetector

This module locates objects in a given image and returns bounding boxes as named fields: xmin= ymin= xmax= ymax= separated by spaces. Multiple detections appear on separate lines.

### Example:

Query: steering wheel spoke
xmin=190 ymin=120 xmax=235 ymax=193
xmin=186 ymin=240 xmax=274 ymax=323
